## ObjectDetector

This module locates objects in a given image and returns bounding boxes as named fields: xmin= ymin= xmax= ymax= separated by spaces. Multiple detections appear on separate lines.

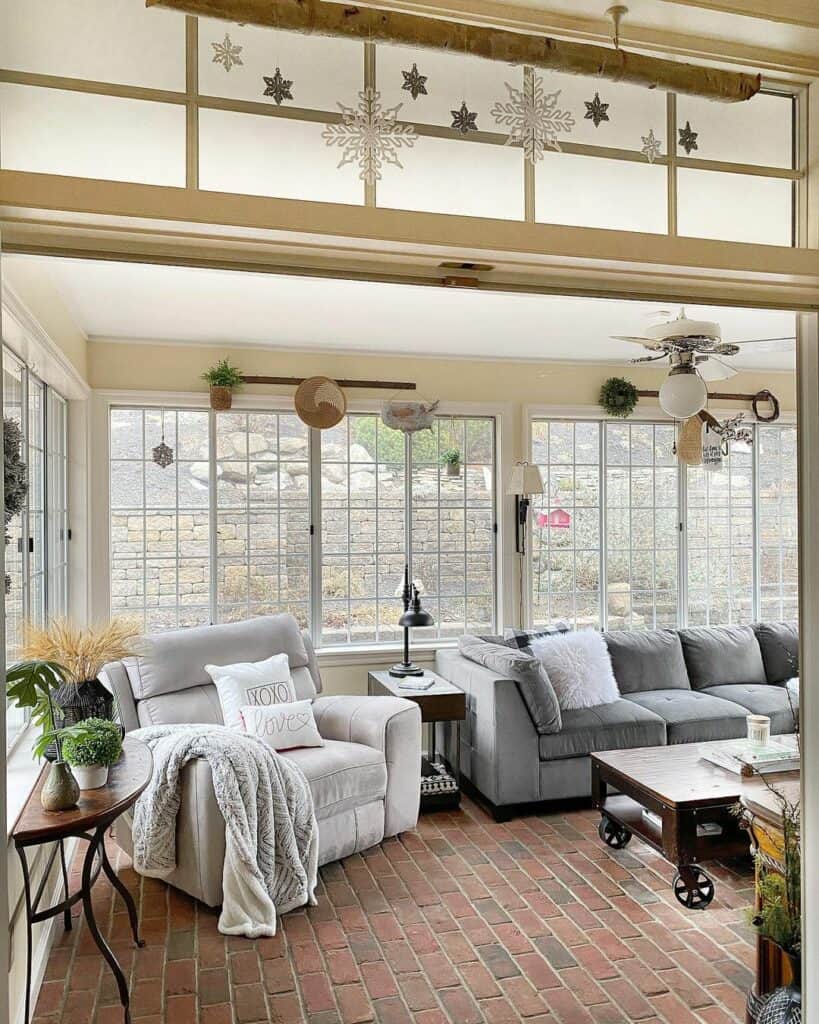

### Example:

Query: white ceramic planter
xmin=73 ymin=764 xmax=109 ymax=790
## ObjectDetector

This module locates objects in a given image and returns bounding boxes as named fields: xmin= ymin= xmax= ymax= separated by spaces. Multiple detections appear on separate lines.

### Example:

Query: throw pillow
xmin=206 ymin=652 xmax=296 ymax=730
xmin=504 ymin=622 xmax=571 ymax=651
xmin=458 ymin=635 xmax=561 ymax=734
xmin=240 ymin=699 xmax=324 ymax=752
xmin=530 ymin=630 xmax=619 ymax=710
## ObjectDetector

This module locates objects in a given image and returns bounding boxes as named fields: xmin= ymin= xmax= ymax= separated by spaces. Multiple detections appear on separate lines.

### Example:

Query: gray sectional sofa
xmin=435 ymin=622 xmax=798 ymax=820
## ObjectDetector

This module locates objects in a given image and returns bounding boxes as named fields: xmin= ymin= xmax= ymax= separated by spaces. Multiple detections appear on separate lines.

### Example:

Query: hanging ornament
xmin=211 ymin=34 xmax=243 ymax=72
xmin=451 ymin=100 xmax=478 ymax=135
xmin=491 ymin=74 xmax=575 ymax=162
xmin=641 ymin=128 xmax=662 ymax=164
xmin=323 ymin=88 xmax=417 ymax=185
xmin=401 ymin=63 xmax=428 ymax=101
xmin=584 ymin=92 xmax=610 ymax=128
xmin=152 ymin=411 xmax=175 ymax=470
xmin=678 ymin=120 xmax=699 ymax=155
xmin=262 ymin=68 xmax=293 ymax=105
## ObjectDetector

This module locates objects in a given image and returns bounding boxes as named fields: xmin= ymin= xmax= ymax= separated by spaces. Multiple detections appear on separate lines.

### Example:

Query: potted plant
xmin=6 ymin=659 xmax=80 ymax=811
xmin=21 ymin=618 xmax=140 ymax=743
xmin=38 ymin=718 xmax=123 ymax=790
xmin=441 ymin=448 xmax=461 ymax=477
xmin=202 ymin=358 xmax=244 ymax=410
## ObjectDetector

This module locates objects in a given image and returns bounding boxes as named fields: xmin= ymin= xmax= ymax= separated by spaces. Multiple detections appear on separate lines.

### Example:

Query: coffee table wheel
xmin=598 ymin=815 xmax=632 ymax=849
xmin=673 ymin=866 xmax=714 ymax=910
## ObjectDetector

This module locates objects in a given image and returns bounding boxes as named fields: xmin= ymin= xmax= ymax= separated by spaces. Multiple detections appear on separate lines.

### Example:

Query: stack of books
xmin=701 ymin=739 xmax=800 ymax=777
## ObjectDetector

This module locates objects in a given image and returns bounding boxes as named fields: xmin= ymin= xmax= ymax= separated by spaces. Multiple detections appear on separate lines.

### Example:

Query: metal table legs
xmin=17 ymin=827 xmax=144 ymax=1024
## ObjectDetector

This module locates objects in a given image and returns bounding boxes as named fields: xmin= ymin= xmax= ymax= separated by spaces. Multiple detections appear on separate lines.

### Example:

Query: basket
xmin=209 ymin=385 xmax=233 ymax=411
xmin=295 ymin=376 xmax=346 ymax=429
xmin=677 ymin=416 xmax=703 ymax=465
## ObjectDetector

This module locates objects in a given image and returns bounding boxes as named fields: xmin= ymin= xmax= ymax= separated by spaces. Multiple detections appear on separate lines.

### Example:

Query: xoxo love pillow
xmin=240 ymin=699 xmax=324 ymax=752
xmin=206 ymin=652 xmax=296 ymax=731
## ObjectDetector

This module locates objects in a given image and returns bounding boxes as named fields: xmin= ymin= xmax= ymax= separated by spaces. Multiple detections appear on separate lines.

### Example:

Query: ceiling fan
xmin=611 ymin=308 xmax=794 ymax=419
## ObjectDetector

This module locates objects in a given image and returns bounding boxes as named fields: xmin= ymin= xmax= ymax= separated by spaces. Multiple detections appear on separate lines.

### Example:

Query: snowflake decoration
xmin=402 ymin=63 xmax=428 ymax=101
xmin=322 ymin=88 xmax=417 ymax=185
xmin=152 ymin=441 xmax=174 ymax=470
xmin=678 ymin=120 xmax=699 ymax=154
xmin=211 ymin=34 xmax=243 ymax=73
xmin=263 ymin=68 xmax=293 ymax=105
xmin=451 ymin=100 xmax=478 ymax=135
xmin=641 ymin=128 xmax=662 ymax=164
xmin=584 ymin=92 xmax=610 ymax=128
xmin=491 ymin=74 xmax=575 ymax=163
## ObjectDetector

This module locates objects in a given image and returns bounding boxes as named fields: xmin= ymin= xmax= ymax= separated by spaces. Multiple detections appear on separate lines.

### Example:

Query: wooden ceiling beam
xmin=146 ymin=0 xmax=761 ymax=102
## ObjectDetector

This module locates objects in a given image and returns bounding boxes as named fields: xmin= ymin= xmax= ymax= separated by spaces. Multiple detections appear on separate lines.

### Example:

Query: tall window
xmin=530 ymin=417 xmax=796 ymax=630
xmin=109 ymin=406 xmax=498 ymax=644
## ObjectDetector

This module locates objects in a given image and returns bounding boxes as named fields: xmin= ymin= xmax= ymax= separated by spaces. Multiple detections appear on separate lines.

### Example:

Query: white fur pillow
xmin=530 ymin=630 xmax=620 ymax=710
xmin=240 ymin=700 xmax=324 ymax=752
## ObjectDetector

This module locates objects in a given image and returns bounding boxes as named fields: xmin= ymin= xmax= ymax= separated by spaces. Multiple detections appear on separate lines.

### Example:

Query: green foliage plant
xmin=6 ymin=659 xmax=67 ymax=748
xmin=441 ymin=448 xmax=461 ymax=467
xmin=202 ymin=359 xmax=244 ymax=390
xmin=36 ymin=717 xmax=122 ymax=766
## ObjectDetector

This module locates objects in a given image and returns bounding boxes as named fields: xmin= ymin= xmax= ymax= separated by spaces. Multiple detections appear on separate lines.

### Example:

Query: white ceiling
xmin=4 ymin=255 xmax=797 ymax=370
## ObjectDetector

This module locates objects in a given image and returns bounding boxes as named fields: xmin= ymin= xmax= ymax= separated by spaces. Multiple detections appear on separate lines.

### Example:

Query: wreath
xmin=4 ymin=417 xmax=28 ymax=595
xmin=599 ymin=377 xmax=639 ymax=419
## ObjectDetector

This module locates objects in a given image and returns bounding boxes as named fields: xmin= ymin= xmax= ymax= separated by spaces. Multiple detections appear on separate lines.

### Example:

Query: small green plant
xmin=440 ymin=448 xmax=461 ymax=467
xmin=202 ymin=359 xmax=244 ymax=390
xmin=6 ymin=659 xmax=67 ymax=744
xmin=599 ymin=377 xmax=639 ymax=419
xmin=36 ymin=718 xmax=122 ymax=766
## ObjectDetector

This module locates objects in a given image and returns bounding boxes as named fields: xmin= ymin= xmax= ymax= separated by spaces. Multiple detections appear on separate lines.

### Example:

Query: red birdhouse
xmin=536 ymin=509 xmax=571 ymax=529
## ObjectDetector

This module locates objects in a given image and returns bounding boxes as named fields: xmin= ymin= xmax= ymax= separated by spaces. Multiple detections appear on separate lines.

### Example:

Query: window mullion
xmin=309 ymin=425 xmax=322 ymax=645
xmin=752 ymin=423 xmax=762 ymax=621
xmin=678 ymin=442 xmax=689 ymax=628
xmin=599 ymin=422 xmax=607 ymax=631
xmin=208 ymin=408 xmax=217 ymax=624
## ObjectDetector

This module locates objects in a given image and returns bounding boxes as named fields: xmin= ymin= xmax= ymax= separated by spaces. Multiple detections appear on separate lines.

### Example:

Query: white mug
xmin=747 ymin=714 xmax=771 ymax=748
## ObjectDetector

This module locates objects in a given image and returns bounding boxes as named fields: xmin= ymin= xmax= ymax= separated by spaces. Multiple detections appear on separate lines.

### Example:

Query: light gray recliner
xmin=102 ymin=614 xmax=421 ymax=908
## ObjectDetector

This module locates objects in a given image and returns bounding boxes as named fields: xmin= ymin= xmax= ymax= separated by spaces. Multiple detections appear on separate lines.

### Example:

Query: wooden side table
xmin=368 ymin=670 xmax=466 ymax=810
xmin=12 ymin=737 xmax=153 ymax=1024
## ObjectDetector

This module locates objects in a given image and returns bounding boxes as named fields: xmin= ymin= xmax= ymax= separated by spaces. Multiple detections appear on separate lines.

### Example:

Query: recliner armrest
xmin=312 ymin=694 xmax=421 ymax=837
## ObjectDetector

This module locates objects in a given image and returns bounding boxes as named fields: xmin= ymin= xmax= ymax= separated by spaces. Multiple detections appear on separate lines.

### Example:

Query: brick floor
xmin=33 ymin=798 xmax=755 ymax=1023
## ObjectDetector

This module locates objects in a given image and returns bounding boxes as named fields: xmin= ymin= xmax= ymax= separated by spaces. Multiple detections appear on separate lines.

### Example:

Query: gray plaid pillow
xmin=503 ymin=622 xmax=571 ymax=651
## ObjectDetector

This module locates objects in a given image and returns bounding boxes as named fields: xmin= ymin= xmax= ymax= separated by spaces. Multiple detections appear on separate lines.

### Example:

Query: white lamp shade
xmin=659 ymin=370 xmax=708 ymax=420
xmin=506 ymin=462 xmax=544 ymax=495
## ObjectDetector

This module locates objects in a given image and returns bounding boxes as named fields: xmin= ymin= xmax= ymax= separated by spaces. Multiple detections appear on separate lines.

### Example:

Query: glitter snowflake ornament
xmin=678 ymin=120 xmax=699 ymax=154
xmin=402 ymin=63 xmax=428 ymax=101
xmin=451 ymin=101 xmax=478 ymax=135
xmin=323 ymin=88 xmax=417 ymax=185
xmin=152 ymin=441 xmax=174 ymax=470
xmin=491 ymin=73 xmax=575 ymax=163
xmin=211 ymin=34 xmax=243 ymax=72
xmin=641 ymin=128 xmax=662 ymax=164
xmin=263 ymin=68 xmax=293 ymax=105
xmin=584 ymin=92 xmax=610 ymax=127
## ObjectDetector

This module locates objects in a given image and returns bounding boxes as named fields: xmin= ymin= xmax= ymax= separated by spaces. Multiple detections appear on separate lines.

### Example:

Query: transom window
xmin=530 ymin=417 xmax=797 ymax=629
xmin=109 ymin=406 xmax=497 ymax=644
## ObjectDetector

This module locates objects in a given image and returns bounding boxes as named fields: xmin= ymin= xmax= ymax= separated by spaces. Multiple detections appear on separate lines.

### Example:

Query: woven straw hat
xmin=294 ymin=376 xmax=347 ymax=429
xmin=677 ymin=415 xmax=703 ymax=465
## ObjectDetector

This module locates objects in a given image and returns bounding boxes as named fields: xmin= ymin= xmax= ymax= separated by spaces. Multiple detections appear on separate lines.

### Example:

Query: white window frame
xmin=526 ymin=405 xmax=797 ymax=630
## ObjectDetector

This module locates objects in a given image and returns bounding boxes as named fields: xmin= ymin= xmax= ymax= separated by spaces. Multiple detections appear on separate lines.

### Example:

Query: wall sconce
xmin=506 ymin=461 xmax=544 ymax=556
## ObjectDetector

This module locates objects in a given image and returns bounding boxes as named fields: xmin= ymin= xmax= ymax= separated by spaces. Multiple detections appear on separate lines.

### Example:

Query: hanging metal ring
xmin=752 ymin=389 xmax=780 ymax=423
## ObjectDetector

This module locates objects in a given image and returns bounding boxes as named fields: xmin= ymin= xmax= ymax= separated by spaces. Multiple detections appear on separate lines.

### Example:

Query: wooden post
xmin=146 ymin=0 xmax=761 ymax=102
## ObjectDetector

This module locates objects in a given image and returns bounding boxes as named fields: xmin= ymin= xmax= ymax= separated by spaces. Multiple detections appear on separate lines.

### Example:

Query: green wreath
xmin=599 ymin=377 xmax=639 ymax=419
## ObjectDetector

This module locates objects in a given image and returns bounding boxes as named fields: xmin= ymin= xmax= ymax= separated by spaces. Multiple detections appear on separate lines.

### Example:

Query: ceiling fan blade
xmin=611 ymin=335 xmax=665 ymax=350
xmin=698 ymin=357 xmax=737 ymax=382
xmin=729 ymin=336 xmax=796 ymax=349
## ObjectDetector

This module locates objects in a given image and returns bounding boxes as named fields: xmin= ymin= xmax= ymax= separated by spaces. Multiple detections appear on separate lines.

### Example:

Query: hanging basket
xmin=381 ymin=398 xmax=439 ymax=433
xmin=210 ymin=385 xmax=233 ymax=411
xmin=295 ymin=376 xmax=347 ymax=429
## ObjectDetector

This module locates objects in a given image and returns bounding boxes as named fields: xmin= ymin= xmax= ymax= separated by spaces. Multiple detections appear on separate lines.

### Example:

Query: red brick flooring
xmin=34 ymin=798 xmax=756 ymax=1024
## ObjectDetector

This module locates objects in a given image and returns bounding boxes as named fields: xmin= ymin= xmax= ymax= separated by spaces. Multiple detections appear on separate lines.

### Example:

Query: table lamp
xmin=390 ymin=563 xmax=435 ymax=678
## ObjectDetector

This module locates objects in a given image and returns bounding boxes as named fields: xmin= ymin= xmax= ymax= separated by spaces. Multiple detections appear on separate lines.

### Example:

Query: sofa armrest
xmin=312 ymin=695 xmax=421 ymax=837
xmin=435 ymin=649 xmax=540 ymax=807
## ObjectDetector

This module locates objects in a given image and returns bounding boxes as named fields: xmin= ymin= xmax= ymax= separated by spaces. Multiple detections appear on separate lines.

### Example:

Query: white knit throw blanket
xmin=130 ymin=724 xmax=318 ymax=938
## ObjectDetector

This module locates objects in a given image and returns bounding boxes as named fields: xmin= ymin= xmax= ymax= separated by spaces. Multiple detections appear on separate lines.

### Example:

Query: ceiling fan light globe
xmin=659 ymin=370 xmax=708 ymax=420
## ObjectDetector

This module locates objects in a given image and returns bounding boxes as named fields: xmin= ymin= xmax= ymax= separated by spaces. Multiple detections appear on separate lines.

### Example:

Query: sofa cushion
xmin=531 ymin=630 xmax=619 ymax=710
xmin=624 ymin=689 xmax=748 ymax=744
xmin=504 ymin=622 xmax=570 ymax=651
xmin=281 ymin=740 xmax=387 ymax=821
xmin=124 ymin=614 xmax=317 ymax=700
xmin=603 ymin=629 xmax=690 ymax=695
xmin=678 ymin=625 xmax=766 ymax=689
xmin=136 ymin=684 xmax=224 ymax=728
xmin=537 ymin=699 xmax=665 ymax=761
xmin=700 ymin=684 xmax=798 ymax=735
xmin=753 ymin=622 xmax=799 ymax=684
xmin=459 ymin=635 xmax=561 ymax=734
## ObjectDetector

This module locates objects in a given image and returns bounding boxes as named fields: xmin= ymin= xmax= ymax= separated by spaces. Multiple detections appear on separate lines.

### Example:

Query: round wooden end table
xmin=11 ymin=736 xmax=153 ymax=1024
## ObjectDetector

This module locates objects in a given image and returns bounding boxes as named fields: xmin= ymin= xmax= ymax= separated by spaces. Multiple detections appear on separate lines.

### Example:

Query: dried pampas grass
xmin=21 ymin=618 xmax=142 ymax=683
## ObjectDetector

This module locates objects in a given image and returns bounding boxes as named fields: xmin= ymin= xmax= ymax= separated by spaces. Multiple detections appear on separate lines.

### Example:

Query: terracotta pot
xmin=210 ymin=385 xmax=233 ymax=411
xmin=41 ymin=760 xmax=80 ymax=812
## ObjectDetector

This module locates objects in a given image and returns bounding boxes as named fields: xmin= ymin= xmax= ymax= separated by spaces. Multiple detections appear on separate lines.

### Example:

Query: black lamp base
xmin=389 ymin=662 xmax=425 ymax=678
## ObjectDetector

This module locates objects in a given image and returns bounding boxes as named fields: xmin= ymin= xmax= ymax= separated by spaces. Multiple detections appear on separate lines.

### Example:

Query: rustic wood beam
xmin=146 ymin=0 xmax=761 ymax=102
xmin=242 ymin=375 xmax=415 ymax=389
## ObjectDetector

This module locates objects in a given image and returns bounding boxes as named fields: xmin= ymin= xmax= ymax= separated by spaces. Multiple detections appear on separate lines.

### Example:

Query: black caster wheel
xmin=598 ymin=815 xmax=632 ymax=849
xmin=673 ymin=866 xmax=714 ymax=910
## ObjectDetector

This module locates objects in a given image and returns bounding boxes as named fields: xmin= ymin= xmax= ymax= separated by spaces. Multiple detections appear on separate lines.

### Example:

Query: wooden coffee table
xmin=591 ymin=739 xmax=797 ymax=910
